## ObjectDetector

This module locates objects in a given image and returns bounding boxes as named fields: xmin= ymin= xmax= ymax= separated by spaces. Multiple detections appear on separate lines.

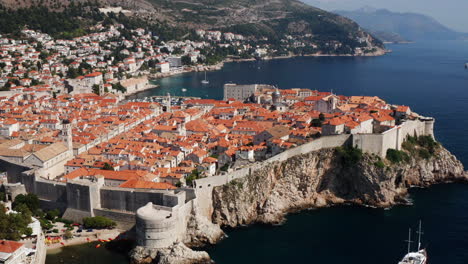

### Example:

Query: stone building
xmin=223 ymin=84 xmax=258 ymax=101
xmin=0 ymin=240 xmax=26 ymax=264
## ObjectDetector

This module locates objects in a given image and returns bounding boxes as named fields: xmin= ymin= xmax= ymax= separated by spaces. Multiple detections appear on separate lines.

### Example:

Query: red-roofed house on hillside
xmin=0 ymin=240 xmax=26 ymax=264
xmin=84 ymin=72 xmax=103 ymax=86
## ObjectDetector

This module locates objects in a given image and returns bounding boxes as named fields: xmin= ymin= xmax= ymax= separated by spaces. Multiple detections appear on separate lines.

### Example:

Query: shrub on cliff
xmin=386 ymin=149 xmax=410 ymax=164
xmin=337 ymin=145 xmax=363 ymax=167
xmin=83 ymin=216 xmax=116 ymax=229
xmin=402 ymin=135 xmax=439 ymax=158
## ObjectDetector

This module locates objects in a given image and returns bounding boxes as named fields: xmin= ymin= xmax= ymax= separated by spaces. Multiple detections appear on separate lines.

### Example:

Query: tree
xmin=82 ymin=216 xmax=116 ymax=229
xmin=181 ymin=55 xmax=192 ymax=65
xmin=311 ymin=119 xmax=322 ymax=127
xmin=102 ymin=163 xmax=114 ymax=171
xmin=112 ymin=83 xmax=127 ymax=93
xmin=67 ymin=67 xmax=79 ymax=79
xmin=92 ymin=84 xmax=100 ymax=95
xmin=45 ymin=209 xmax=60 ymax=220
xmin=0 ymin=204 xmax=32 ymax=241
xmin=319 ymin=113 xmax=325 ymax=121
xmin=12 ymin=193 xmax=39 ymax=215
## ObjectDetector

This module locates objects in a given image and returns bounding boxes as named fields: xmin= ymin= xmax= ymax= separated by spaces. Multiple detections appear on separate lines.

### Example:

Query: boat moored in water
xmin=398 ymin=221 xmax=427 ymax=264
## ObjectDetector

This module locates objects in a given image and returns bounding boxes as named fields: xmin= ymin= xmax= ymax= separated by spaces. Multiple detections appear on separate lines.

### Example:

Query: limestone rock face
xmin=130 ymin=243 xmax=212 ymax=264
xmin=212 ymin=147 xmax=467 ymax=227
xmin=184 ymin=203 xmax=225 ymax=247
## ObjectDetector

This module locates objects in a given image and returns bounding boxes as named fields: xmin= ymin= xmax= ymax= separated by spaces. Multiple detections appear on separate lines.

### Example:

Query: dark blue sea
xmin=48 ymin=40 xmax=468 ymax=264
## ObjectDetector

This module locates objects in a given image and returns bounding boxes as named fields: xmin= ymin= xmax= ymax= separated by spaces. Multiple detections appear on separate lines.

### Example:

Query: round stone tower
xmin=136 ymin=202 xmax=178 ymax=248
xmin=424 ymin=118 xmax=435 ymax=138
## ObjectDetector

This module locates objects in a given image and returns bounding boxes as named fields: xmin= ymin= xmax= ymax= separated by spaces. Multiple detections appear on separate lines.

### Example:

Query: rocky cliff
xmin=132 ymin=143 xmax=466 ymax=264
xmin=211 ymin=146 xmax=466 ymax=227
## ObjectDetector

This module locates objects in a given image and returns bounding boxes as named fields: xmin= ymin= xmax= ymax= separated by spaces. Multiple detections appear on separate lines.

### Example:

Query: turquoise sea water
xmin=48 ymin=41 xmax=468 ymax=263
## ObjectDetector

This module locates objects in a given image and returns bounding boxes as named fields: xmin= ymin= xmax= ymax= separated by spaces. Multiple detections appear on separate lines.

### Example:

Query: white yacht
xmin=398 ymin=221 xmax=427 ymax=264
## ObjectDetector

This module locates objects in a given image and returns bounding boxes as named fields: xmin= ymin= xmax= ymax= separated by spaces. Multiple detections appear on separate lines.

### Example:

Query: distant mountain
xmin=335 ymin=7 xmax=465 ymax=42
xmin=0 ymin=0 xmax=385 ymax=54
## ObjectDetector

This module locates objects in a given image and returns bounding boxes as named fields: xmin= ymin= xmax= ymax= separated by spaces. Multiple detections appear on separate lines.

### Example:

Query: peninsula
xmin=0 ymin=82 xmax=465 ymax=264
xmin=0 ymin=1 xmax=463 ymax=264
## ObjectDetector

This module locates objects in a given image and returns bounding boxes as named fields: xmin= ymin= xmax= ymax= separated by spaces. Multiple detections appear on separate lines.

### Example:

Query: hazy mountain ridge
xmin=335 ymin=7 xmax=466 ymax=42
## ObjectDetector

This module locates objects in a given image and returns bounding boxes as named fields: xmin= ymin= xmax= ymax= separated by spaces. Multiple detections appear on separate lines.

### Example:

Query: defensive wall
xmin=31 ymin=233 xmax=46 ymax=264
xmin=0 ymin=118 xmax=435 ymax=250
xmin=4 ymin=166 xmax=189 ymax=224
xmin=353 ymin=117 xmax=434 ymax=157
xmin=135 ymin=199 xmax=194 ymax=248
xmin=193 ymin=134 xmax=352 ymax=218
xmin=191 ymin=118 xmax=434 ymax=219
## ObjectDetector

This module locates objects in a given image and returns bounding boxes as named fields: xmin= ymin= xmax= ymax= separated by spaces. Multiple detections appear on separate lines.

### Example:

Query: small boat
xmin=182 ymin=88 xmax=187 ymax=92
xmin=465 ymin=63 xmax=468 ymax=69
xmin=201 ymin=71 xmax=209 ymax=84
xmin=398 ymin=221 xmax=427 ymax=264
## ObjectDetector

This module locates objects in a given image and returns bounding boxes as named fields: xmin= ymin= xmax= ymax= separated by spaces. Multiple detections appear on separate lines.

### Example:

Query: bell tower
xmin=60 ymin=119 xmax=73 ymax=150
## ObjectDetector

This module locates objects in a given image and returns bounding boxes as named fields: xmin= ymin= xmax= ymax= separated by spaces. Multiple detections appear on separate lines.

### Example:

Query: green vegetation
xmin=0 ymin=4 xmax=102 ymax=38
xmin=112 ymin=83 xmax=127 ymax=93
xmin=220 ymin=163 xmax=230 ymax=172
xmin=45 ymin=209 xmax=60 ymax=220
xmin=0 ymin=204 xmax=32 ymax=240
xmin=374 ymin=160 xmax=385 ymax=168
xmin=186 ymin=169 xmax=200 ymax=186
xmin=386 ymin=149 xmax=410 ymax=164
xmin=12 ymin=193 xmax=40 ymax=215
xmin=102 ymin=163 xmax=114 ymax=171
xmin=402 ymin=135 xmax=439 ymax=160
xmin=337 ymin=145 xmax=363 ymax=167
xmin=82 ymin=216 xmax=116 ymax=229
xmin=311 ymin=119 xmax=322 ymax=127
xmin=92 ymin=84 xmax=100 ymax=95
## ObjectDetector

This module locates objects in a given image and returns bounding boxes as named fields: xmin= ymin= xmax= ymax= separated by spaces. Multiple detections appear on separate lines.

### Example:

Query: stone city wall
xmin=193 ymin=134 xmax=351 ymax=218
xmin=94 ymin=208 xmax=136 ymax=229
xmin=31 ymin=233 xmax=46 ymax=264
xmin=99 ymin=187 xmax=182 ymax=212
xmin=353 ymin=118 xmax=434 ymax=157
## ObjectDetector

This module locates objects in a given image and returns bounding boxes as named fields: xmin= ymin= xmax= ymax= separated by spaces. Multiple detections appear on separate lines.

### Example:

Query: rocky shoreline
xmin=131 ymin=143 xmax=467 ymax=264
xmin=211 ymin=146 xmax=466 ymax=227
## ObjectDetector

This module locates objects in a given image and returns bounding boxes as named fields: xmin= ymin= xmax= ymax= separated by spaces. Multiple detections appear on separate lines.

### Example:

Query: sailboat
xmin=398 ymin=221 xmax=427 ymax=264
xmin=201 ymin=71 xmax=209 ymax=84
